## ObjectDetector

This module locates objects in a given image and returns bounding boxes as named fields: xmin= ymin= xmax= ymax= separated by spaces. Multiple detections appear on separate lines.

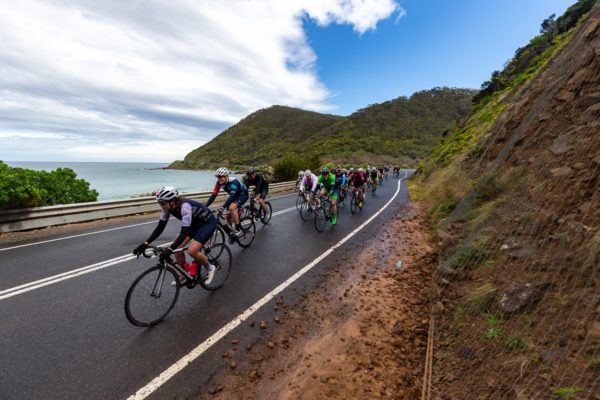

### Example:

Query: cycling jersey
xmin=300 ymin=173 xmax=318 ymax=192
xmin=370 ymin=170 xmax=378 ymax=179
xmin=246 ymin=173 xmax=269 ymax=194
xmin=334 ymin=173 xmax=346 ymax=188
xmin=350 ymin=171 xmax=366 ymax=186
xmin=317 ymin=173 xmax=336 ymax=191
xmin=206 ymin=177 xmax=249 ymax=208
xmin=146 ymin=198 xmax=216 ymax=249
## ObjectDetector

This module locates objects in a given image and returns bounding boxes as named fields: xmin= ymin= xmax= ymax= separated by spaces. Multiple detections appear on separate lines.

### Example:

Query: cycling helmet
xmin=304 ymin=170 xmax=312 ymax=177
xmin=358 ymin=168 xmax=364 ymax=172
xmin=298 ymin=171 xmax=303 ymax=176
xmin=156 ymin=186 xmax=179 ymax=202
xmin=320 ymin=167 xmax=329 ymax=175
xmin=247 ymin=167 xmax=257 ymax=175
xmin=215 ymin=167 xmax=230 ymax=177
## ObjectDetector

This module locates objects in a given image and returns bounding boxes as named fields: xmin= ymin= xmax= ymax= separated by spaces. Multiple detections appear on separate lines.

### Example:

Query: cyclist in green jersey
xmin=317 ymin=167 xmax=340 ymax=225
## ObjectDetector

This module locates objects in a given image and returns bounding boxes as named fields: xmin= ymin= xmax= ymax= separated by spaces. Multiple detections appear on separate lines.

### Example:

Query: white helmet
xmin=304 ymin=169 xmax=312 ymax=176
xmin=156 ymin=186 xmax=179 ymax=202
xmin=298 ymin=171 xmax=303 ymax=176
xmin=215 ymin=167 xmax=230 ymax=177
xmin=358 ymin=168 xmax=364 ymax=172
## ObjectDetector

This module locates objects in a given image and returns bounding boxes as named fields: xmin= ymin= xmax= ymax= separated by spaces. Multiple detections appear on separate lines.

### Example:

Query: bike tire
xmin=295 ymin=195 xmax=304 ymax=213
xmin=300 ymin=200 xmax=312 ymax=221
xmin=210 ymin=225 xmax=226 ymax=247
xmin=237 ymin=216 xmax=256 ymax=248
xmin=314 ymin=208 xmax=326 ymax=232
xmin=260 ymin=202 xmax=272 ymax=225
xmin=125 ymin=265 xmax=180 ymax=327
xmin=351 ymin=195 xmax=358 ymax=214
xmin=199 ymin=243 xmax=232 ymax=291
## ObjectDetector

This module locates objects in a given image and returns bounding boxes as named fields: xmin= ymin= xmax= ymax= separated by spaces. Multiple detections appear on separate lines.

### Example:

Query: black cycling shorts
xmin=191 ymin=214 xmax=217 ymax=245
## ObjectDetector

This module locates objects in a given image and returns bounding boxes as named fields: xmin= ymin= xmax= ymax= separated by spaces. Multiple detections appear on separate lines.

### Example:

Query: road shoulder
xmin=202 ymin=201 xmax=434 ymax=399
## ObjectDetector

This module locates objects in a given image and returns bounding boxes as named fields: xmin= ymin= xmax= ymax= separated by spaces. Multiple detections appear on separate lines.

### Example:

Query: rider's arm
xmin=205 ymin=183 xmax=220 ymax=207
xmin=299 ymin=176 xmax=306 ymax=192
xmin=310 ymin=174 xmax=318 ymax=192
xmin=169 ymin=203 xmax=192 ymax=250
xmin=145 ymin=212 xmax=169 ymax=244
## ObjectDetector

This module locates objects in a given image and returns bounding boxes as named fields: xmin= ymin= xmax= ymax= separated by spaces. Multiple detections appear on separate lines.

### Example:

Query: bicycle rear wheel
xmin=237 ymin=216 xmax=256 ymax=247
xmin=125 ymin=266 xmax=180 ymax=327
xmin=199 ymin=243 xmax=232 ymax=291
xmin=260 ymin=202 xmax=272 ymax=224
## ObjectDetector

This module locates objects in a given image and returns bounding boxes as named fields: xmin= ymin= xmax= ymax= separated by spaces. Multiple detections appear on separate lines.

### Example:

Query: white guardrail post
xmin=0 ymin=181 xmax=297 ymax=233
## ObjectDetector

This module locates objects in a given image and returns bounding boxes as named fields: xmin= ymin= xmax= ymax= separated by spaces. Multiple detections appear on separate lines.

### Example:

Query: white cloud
xmin=0 ymin=0 xmax=403 ymax=162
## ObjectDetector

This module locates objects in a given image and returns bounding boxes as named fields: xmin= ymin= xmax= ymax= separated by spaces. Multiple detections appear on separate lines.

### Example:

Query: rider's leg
xmin=174 ymin=236 xmax=192 ymax=267
xmin=229 ymin=203 xmax=240 ymax=229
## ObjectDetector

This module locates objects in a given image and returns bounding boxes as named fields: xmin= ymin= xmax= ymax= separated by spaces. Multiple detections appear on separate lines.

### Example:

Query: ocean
xmin=5 ymin=162 xmax=241 ymax=201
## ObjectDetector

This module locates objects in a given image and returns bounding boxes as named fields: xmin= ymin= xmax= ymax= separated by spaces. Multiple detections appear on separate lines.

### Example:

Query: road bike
xmin=314 ymin=195 xmax=333 ymax=232
xmin=350 ymin=187 xmax=364 ymax=214
xmin=244 ymin=196 xmax=272 ymax=225
xmin=295 ymin=192 xmax=305 ymax=213
xmin=210 ymin=208 xmax=256 ymax=249
xmin=299 ymin=190 xmax=319 ymax=221
xmin=337 ymin=185 xmax=347 ymax=207
xmin=125 ymin=244 xmax=232 ymax=327
xmin=368 ymin=178 xmax=377 ymax=196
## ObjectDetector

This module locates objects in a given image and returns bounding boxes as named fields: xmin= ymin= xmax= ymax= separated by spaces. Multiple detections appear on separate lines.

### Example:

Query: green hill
xmin=170 ymin=87 xmax=476 ymax=169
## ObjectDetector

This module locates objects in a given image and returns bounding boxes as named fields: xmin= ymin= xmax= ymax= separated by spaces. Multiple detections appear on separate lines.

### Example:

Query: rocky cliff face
xmin=416 ymin=4 xmax=600 ymax=399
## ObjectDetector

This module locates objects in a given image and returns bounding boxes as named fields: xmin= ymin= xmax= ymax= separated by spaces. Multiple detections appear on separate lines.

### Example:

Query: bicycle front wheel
xmin=314 ymin=208 xmax=326 ymax=232
xmin=237 ymin=216 xmax=256 ymax=248
xmin=210 ymin=225 xmax=226 ymax=247
xmin=125 ymin=266 xmax=180 ymax=327
xmin=351 ymin=195 xmax=358 ymax=214
xmin=300 ymin=201 xmax=312 ymax=221
xmin=295 ymin=195 xmax=304 ymax=213
xmin=199 ymin=243 xmax=232 ymax=291
xmin=260 ymin=202 xmax=272 ymax=224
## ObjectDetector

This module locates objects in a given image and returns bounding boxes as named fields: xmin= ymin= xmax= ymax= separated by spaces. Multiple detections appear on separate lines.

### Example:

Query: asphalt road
xmin=0 ymin=173 xmax=412 ymax=400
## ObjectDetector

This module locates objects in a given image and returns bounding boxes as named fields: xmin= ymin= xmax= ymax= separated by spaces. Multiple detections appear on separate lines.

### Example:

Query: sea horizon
xmin=4 ymin=161 xmax=237 ymax=201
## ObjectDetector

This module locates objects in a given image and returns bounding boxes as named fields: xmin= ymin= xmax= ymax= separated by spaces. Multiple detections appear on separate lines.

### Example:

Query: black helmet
xmin=320 ymin=167 xmax=329 ymax=174
xmin=247 ymin=167 xmax=257 ymax=175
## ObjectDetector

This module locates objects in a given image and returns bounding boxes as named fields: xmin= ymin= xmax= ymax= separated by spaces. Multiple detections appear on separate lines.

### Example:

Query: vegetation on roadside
xmin=472 ymin=0 xmax=595 ymax=105
xmin=0 ymin=161 xmax=98 ymax=210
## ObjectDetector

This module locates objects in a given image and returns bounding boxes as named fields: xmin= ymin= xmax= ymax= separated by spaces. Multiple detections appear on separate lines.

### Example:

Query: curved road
xmin=0 ymin=173 xmax=411 ymax=400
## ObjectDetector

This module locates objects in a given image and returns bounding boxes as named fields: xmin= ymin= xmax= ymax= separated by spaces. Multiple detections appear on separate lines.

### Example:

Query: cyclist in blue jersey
xmin=205 ymin=167 xmax=249 ymax=237
xmin=133 ymin=186 xmax=216 ymax=284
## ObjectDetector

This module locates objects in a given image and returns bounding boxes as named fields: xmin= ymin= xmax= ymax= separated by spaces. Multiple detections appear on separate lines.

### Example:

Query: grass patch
xmin=448 ymin=244 xmax=487 ymax=269
xmin=553 ymin=386 xmax=583 ymax=399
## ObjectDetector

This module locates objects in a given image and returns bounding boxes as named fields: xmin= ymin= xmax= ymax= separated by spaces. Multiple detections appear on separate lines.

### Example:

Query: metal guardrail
xmin=0 ymin=181 xmax=297 ymax=233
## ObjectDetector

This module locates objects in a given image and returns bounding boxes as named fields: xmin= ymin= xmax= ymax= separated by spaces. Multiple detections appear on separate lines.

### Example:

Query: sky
xmin=0 ymin=0 xmax=575 ymax=163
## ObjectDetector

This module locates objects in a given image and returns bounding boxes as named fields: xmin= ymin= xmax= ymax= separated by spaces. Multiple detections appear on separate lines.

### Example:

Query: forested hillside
xmin=170 ymin=87 xmax=475 ymax=169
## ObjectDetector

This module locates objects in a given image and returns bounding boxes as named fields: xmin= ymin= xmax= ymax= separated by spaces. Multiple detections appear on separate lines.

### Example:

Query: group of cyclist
xmin=295 ymin=165 xmax=395 ymax=225
xmin=132 ymin=166 xmax=269 ymax=284
xmin=131 ymin=163 xmax=400 ymax=284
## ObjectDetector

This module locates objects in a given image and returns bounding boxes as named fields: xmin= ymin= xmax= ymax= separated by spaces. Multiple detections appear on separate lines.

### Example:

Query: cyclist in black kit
xmin=245 ymin=167 xmax=269 ymax=214
xmin=133 ymin=186 xmax=217 ymax=283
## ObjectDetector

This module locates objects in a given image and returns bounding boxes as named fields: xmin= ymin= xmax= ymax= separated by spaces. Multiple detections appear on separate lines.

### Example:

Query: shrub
xmin=0 ymin=161 xmax=98 ymax=209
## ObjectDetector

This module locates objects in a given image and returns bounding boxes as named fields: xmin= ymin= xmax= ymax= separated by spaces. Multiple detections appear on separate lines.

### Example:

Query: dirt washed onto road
xmin=203 ymin=202 xmax=434 ymax=399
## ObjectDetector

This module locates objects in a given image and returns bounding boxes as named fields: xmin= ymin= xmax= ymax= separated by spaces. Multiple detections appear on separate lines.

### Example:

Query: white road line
xmin=0 ymin=206 xmax=300 ymax=301
xmin=128 ymin=178 xmax=405 ymax=400
xmin=0 ymin=192 xmax=298 ymax=252
xmin=0 ymin=221 xmax=156 ymax=252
